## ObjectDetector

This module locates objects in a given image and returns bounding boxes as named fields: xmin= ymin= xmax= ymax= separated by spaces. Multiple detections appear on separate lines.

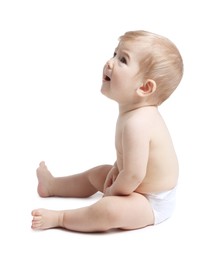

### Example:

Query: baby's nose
xmin=106 ymin=58 xmax=114 ymax=69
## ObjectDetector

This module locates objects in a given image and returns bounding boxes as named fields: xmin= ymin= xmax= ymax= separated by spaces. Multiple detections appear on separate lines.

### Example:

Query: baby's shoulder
xmin=126 ymin=108 xmax=158 ymax=127
xmin=123 ymin=113 xmax=151 ymax=136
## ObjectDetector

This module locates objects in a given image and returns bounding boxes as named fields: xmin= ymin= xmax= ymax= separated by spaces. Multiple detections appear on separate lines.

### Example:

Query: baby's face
xmin=101 ymin=40 xmax=144 ymax=104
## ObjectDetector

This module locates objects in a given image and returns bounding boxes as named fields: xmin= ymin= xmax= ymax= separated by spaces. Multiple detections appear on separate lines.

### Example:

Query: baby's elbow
xmin=123 ymin=174 xmax=144 ymax=195
xmin=130 ymin=173 xmax=144 ymax=185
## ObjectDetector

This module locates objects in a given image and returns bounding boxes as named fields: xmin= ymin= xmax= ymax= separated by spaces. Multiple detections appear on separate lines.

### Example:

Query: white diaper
xmin=144 ymin=186 xmax=177 ymax=225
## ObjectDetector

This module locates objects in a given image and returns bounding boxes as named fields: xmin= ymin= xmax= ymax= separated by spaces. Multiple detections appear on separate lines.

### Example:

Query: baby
xmin=31 ymin=30 xmax=183 ymax=232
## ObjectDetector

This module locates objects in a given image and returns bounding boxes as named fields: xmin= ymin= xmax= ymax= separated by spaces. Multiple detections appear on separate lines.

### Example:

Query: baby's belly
xmin=135 ymin=178 xmax=178 ymax=194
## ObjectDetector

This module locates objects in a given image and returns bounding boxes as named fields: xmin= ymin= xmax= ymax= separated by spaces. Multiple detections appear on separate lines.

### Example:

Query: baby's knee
xmin=90 ymin=198 xmax=121 ymax=225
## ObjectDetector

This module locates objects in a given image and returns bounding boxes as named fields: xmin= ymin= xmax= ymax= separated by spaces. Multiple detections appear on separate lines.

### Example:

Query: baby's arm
xmin=106 ymin=119 xmax=150 ymax=196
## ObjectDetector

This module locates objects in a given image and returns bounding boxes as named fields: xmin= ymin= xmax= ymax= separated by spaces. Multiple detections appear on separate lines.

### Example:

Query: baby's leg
xmin=31 ymin=193 xmax=154 ymax=232
xmin=36 ymin=161 xmax=112 ymax=198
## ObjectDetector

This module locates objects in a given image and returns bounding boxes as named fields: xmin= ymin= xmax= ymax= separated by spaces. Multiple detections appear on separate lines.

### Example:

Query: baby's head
xmin=119 ymin=30 xmax=183 ymax=105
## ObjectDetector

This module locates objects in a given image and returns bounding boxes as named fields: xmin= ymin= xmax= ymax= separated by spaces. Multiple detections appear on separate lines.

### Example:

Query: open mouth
xmin=103 ymin=68 xmax=111 ymax=82
xmin=104 ymin=75 xmax=111 ymax=81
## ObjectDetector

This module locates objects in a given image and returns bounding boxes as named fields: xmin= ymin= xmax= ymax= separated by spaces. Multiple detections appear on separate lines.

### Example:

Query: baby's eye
xmin=113 ymin=52 xmax=116 ymax=58
xmin=119 ymin=57 xmax=127 ymax=64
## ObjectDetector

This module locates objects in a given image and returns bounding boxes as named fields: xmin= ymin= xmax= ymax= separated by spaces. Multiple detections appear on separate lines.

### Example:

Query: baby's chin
xmin=100 ymin=84 xmax=109 ymax=96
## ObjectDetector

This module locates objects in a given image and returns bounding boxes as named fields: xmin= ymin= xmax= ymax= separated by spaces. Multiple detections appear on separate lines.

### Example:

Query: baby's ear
xmin=136 ymin=79 xmax=157 ymax=97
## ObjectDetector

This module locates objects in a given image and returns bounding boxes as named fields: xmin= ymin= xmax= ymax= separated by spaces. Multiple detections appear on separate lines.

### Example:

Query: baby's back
xmin=136 ymin=108 xmax=179 ymax=194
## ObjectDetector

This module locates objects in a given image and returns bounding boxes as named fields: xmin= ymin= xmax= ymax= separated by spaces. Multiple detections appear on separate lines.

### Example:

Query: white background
xmin=0 ymin=0 xmax=213 ymax=259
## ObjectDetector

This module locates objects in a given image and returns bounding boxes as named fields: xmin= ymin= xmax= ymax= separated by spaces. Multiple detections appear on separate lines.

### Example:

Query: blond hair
xmin=119 ymin=30 xmax=183 ymax=105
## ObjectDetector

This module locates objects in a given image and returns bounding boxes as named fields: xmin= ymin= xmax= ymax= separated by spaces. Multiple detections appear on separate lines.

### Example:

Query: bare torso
xmin=115 ymin=106 xmax=179 ymax=194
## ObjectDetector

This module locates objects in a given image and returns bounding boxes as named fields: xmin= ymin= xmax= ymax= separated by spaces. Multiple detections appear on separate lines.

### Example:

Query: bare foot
xmin=31 ymin=209 xmax=64 ymax=230
xmin=36 ymin=161 xmax=54 ymax=197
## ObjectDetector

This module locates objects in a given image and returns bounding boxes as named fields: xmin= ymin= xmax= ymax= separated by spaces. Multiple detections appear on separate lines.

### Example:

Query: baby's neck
xmin=119 ymin=102 xmax=157 ymax=115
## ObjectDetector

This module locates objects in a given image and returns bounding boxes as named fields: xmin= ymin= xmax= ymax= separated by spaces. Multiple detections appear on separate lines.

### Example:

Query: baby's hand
xmin=103 ymin=174 xmax=112 ymax=193
xmin=103 ymin=186 xmax=112 ymax=197
xmin=103 ymin=165 xmax=119 ymax=192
